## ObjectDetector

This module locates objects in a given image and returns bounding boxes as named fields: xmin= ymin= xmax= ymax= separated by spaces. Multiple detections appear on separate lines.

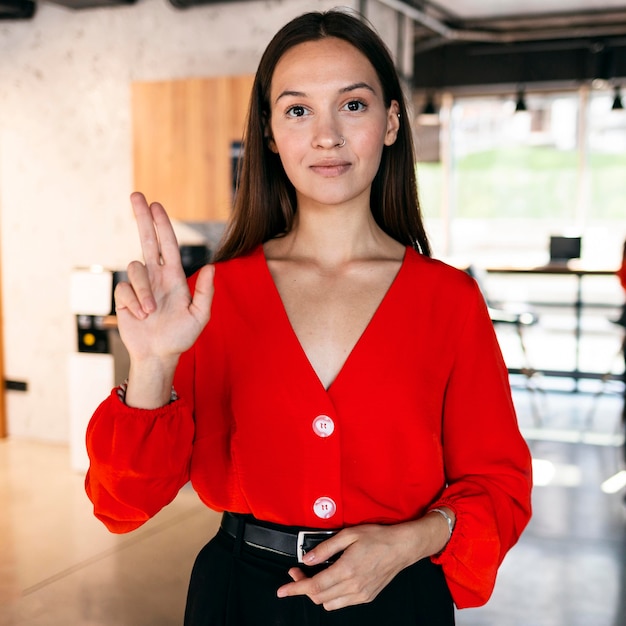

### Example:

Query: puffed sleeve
xmin=430 ymin=279 xmax=533 ymax=608
xmin=84 ymin=348 xmax=196 ymax=534
xmin=84 ymin=263 xmax=207 ymax=535
xmin=617 ymin=258 xmax=626 ymax=292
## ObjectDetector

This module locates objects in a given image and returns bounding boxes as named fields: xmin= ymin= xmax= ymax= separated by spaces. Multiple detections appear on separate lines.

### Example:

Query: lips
xmin=309 ymin=159 xmax=351 ymax=177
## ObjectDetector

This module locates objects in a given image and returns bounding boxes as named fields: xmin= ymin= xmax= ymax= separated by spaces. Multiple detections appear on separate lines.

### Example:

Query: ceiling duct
xmin=381 ymin=0 xmax=626 ymax=49
xmin=0 ymin=0 xmax=35 ymax=19
xmin=45 ymin=0 xmax=136 ymax=8
xmin=167 ymin=0 xmax=253 ymax=7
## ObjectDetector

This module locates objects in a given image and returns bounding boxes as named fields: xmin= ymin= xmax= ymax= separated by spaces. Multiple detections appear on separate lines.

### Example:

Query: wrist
xmin=427 ymin=507 xmax=455 ymax=552
xmin=394 ymin=509 xmax=455 ymax=568
xmin=124 ymin=357 xmax=179 ymax=409
xmin=117 ymin=380 xmax=178 ymax=407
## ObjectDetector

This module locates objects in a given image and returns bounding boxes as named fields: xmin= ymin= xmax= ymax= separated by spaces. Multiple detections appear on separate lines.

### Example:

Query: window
xmin=417 ymin=88 xmax=626 ymax=269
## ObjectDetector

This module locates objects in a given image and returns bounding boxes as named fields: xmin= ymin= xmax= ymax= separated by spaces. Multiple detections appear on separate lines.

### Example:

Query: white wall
xmin=0 ymin=0 xmax=364 ymax=440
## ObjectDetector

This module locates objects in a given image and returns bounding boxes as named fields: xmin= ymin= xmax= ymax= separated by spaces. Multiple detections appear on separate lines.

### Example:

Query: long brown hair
xmin=213 ymin=9 xmax=431 ymax=262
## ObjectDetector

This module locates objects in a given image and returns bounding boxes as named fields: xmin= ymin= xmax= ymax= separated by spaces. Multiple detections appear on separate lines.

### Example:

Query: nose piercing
xmin=338 ymin=136 xmax=346 ymax=148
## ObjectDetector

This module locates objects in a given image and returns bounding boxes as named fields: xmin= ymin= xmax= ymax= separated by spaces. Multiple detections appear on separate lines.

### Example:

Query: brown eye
xmin=344 ymin=100 xmax=366 ymax=112
xmin=287 ymin=105 xmax=307 ymax=117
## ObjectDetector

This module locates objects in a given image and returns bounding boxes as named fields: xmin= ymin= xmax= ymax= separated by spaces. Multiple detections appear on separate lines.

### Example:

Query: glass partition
xmin=417 ymin=88 xmax=625 ymax=269
xmin=415 ymin=88 xmax=626 ymax=385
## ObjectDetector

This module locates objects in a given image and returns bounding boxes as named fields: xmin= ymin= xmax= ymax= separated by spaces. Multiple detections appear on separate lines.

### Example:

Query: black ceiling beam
xmin=44 ymin=0 xmax=136 ymax=8
xmin=0 ymin=0 xmax=35 ymax=19
xmin=168 ymin=0 xmax=255 ymax=7
xmin=412 ymin=38 xmax=626 ymax=90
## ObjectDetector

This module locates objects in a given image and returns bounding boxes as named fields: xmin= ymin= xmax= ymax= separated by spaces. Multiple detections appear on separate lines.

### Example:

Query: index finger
xmin=276 ymin=562 xmax=342 ymax=601
xmin=148 ymin=200 xmax=183 ymax=267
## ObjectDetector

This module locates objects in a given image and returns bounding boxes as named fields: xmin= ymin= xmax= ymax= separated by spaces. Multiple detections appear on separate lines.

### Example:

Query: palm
xmin=115 ymin=193 xmax=214 ymax=362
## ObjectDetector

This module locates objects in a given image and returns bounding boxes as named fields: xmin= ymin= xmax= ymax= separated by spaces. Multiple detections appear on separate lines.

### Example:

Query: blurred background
xmin=1 ymin=0 xmax=626 ymax=624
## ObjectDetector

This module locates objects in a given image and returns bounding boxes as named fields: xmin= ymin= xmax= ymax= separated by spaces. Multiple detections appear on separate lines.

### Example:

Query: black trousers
xmin=184 ymin=522 xmax=455 ymax=626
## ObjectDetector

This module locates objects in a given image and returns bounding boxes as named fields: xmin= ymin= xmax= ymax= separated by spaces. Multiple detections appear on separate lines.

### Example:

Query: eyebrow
xmin=274 ymin=82 xmax=377 ymax=104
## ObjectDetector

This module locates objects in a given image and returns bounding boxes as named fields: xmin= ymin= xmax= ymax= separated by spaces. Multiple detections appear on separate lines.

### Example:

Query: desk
xmin=486 ymin=263 xmax=620 ymax=387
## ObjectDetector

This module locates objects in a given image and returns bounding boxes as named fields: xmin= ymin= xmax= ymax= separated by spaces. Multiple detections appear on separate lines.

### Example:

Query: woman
xmin=85 ymin=10 xmax=532 ymax=625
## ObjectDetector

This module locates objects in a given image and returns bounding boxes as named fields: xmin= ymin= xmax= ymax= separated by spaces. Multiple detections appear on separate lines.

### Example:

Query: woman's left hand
xmin=276 ymin=516 xmax=449 ymax=611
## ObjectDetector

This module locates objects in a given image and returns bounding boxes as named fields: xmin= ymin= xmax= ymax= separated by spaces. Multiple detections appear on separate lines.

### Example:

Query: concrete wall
xmin=0 ymin=0 xmax=379 ymax=440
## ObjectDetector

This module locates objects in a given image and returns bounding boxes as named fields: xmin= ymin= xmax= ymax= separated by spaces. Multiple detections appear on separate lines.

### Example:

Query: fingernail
xmin=276 ymin=588 xmax=286 ymax=598
xmin=304 ymin=553 xmax=316 ymax=563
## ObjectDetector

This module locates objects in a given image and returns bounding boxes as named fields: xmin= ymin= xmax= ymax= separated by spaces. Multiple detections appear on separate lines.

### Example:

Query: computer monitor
xmin=549 ymin=236 xmax=581 ymax=262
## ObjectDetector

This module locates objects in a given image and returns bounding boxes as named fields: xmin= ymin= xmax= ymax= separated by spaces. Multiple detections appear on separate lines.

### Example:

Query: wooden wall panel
xmin=132 ymin=75 xmax=254 ymax=222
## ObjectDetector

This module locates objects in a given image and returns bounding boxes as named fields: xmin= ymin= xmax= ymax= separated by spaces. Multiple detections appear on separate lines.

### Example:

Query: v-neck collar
xmin=256 ymin=245 xmax=410 ymax=393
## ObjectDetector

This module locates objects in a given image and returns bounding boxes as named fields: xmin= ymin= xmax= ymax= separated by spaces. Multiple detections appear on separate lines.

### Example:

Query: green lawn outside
xmin=417 ymin=147 xmax=626 ymax=221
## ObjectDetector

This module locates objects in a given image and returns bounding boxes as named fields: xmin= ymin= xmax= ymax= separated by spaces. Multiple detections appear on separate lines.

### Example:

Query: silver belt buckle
xmin=297 ymin=530 xmax=335 ymax=564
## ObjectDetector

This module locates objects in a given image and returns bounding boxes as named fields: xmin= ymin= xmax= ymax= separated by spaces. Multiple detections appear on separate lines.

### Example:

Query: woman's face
xmin=268 ymin=37 xmax=400 ymax=212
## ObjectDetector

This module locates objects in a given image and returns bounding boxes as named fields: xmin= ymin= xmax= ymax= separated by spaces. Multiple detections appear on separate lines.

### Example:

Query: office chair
xmin=584 ymin=317 xmax=625 ymax=431
xmin=466 ymin=265 xmax=544 ymax=425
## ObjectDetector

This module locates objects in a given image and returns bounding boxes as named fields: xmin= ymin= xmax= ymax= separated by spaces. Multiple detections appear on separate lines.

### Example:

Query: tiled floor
xmin=1 ymin=383 xmax=625 ymax=625
xmin=459 ymin=379 xmax=626 ymax=626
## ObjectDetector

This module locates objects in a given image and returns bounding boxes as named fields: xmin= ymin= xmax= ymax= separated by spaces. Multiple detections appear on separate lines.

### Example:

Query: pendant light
xmin=612 ymin=85 xmax=624 ymax=111
xmin=417 ymin=94 xmax=439 ymax=126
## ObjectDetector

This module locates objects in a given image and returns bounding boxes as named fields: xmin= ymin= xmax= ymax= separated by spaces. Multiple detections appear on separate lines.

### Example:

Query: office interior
xmin=1 ymin=0 xmax=626 ymax=624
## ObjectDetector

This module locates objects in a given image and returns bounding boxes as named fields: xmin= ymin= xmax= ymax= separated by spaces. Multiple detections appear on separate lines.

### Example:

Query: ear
xmin=263 ymin=114 xmax=279 ymax=153
xmin=384 ymin=100 xmax=401 ymax=147
xmin=267 ymin=136 xmax=278 ymax=153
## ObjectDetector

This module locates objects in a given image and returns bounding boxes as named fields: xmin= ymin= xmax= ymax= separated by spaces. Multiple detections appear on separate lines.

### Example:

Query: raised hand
xmin=114 ymin=192 xmax=215 ymax=407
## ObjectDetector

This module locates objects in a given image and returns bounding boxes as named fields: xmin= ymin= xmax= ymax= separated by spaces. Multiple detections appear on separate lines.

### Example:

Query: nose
xmin=312 ymin=113 xmax=343 ymax=149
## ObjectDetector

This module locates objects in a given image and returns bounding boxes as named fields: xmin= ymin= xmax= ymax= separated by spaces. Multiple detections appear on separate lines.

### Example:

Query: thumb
xmin=190 ymin=263 xmax=215 ymax=325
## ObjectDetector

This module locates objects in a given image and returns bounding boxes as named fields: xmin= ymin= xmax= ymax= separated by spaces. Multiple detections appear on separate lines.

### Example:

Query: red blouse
xmin=618 ymin=256 xmax=626 ymax=292
xmin=85 ymin=246 xmax=532 ymax=609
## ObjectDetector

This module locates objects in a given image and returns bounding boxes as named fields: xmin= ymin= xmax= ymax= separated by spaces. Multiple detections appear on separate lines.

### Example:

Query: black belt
xmin=220 ymin=512 xmax=340 ymax=564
